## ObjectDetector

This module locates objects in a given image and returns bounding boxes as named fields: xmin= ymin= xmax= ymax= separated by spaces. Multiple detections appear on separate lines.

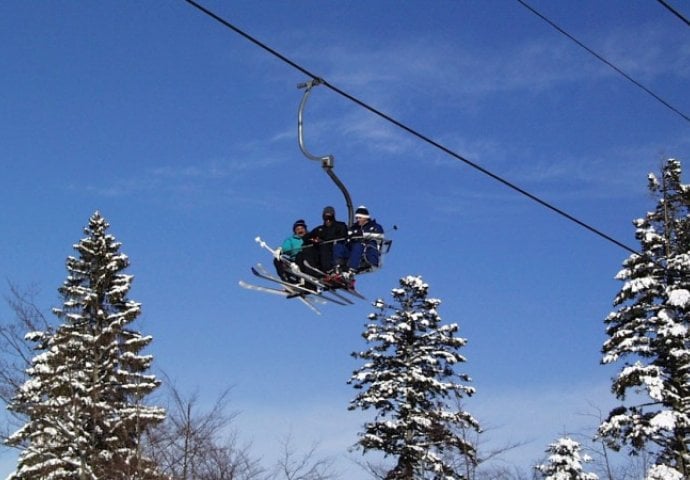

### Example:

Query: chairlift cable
xmin=655 ymin=0 xmax=690 ymax=27
xmin=516 ymin=0 xmax=690 ymax=125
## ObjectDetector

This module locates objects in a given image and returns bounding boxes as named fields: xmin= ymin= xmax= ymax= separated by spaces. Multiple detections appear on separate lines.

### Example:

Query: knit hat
xmin=322 ymin=206 xmax=336 ymax=219
xmin=293 ymin=219 xmax=307 ymax=232
xmin=354 ymin=206 xmax=370 ymax=219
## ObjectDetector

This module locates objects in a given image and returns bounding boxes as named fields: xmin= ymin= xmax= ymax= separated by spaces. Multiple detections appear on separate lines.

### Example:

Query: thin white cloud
xmin=428 ymin=128 xmax=690 ymax=204
xmin=76 ymin=152 xmax=283 ymax=200
xmin=596 ymin=23 xmax=690 ymax=81
xmin=296 ymin=16 xmax=688 ymax=113
xmin=309 ymin=39 xmax=590 ymax=108
xmin=340 ymin=113 xmax=414 ymax=156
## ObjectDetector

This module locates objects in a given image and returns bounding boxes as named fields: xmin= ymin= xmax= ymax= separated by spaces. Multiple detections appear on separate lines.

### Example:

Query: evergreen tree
xmin=349 ymin=275 xmax=479 ymax=480
xmin=599 ymin=159 xmax=690 ymax=479
xmin=5 ymin=212 xmax=166 ymax=480
xmin=535 ymin=437 xmax=598 ymax=480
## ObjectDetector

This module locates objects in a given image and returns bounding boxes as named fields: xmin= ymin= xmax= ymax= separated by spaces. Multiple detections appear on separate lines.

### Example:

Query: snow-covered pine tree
xmin=535 ymin=437 xmax=598 ymax=480
xmin=599 ymin=159 xmax=690 ymax=479
xmin=5 ymin=212 xmax=166 ymax=480
xmin=349 ymin=275 xmax=480 ymax=480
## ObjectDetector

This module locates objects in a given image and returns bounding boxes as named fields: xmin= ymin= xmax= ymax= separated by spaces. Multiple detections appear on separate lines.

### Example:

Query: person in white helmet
xmin=331 ymin=205 xmax=384 ymax=284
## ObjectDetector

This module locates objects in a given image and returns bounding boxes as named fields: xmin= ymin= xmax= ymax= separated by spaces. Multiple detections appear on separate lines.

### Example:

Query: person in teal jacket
xmin=280 ymin=219 xmax=307 ymax=260
xmin=274 ymin=219 xmax=313 ymax=284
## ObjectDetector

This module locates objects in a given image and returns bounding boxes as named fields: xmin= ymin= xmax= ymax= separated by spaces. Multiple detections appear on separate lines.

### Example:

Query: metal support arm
xmin=297 ymin=79 xmax=354 ymax=226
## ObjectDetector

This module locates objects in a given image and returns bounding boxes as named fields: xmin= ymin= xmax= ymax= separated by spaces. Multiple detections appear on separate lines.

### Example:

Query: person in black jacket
xmin=309 ymin=206 xmax=349 ymax=274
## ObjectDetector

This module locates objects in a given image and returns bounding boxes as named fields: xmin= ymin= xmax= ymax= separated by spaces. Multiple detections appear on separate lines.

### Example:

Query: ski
xmin=267 ymin=261 xmax=357 ymax=305
xmin=240 ymin=280 xmax=328 ymax=302
xmin=239 ymin=280 xmax=323 ymax=314
xmin=239 ymin=280 xmax=289 ymax=297
xmin=251 ymin=265 xmax=322 ymax=296
xmin=262 ymin=258 xmax=354 ymax=305
xmin=251 ymin=265 xmax=351 ymax=306
xmin=302 ymin=261 xmax=367 ymax=300
xmin=252 ymin=264 xmax=352 ymax=306
xmin=327 ymin=278 xmax=367 ymax=300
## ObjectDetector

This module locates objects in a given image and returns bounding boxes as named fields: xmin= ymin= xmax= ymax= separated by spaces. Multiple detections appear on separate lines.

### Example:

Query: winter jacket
xmin=347 ymin=218 xmax=384 ymax=270
xmin=351 ymin=218 xmax=384 ymax=243
xmin=281 ymin=234 xmax=304 ymax=260
xmin=310 ymin=220 xmax=348 ymax=243
xmin=309 ymin=220 xmax=349 ymax=271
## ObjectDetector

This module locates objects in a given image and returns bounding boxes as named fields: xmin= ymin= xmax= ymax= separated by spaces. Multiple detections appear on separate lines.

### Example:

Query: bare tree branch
xmin=0 ymin=282 xmax=52 ymax=406
xmin=270 ymin=433 xmax=339 ymax=480
xmin=145 ymin=375 xmax=262 ymax=480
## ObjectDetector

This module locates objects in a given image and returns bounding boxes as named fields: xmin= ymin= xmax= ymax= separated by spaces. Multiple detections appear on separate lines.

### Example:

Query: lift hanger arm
xmin=297 ymin=79 xmax=354 ymax=226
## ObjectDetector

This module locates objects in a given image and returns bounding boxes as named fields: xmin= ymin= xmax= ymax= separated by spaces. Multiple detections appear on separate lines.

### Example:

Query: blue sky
xmin=1 ymin=0 xmax=690 ymax=476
